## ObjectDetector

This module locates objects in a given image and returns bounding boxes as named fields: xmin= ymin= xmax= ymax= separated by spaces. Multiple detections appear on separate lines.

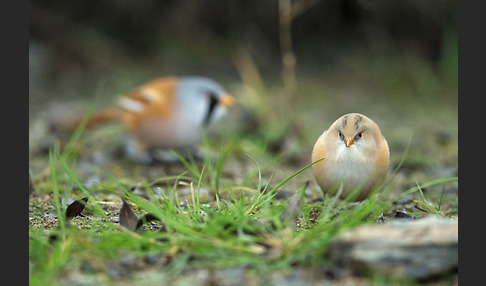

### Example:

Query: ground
xmin=29 ymin=53 xmax=458 ymax=285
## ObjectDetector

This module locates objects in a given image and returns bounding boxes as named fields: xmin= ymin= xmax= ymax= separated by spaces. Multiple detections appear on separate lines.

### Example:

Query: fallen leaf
xmin=118 ymin=198 xmax=163 ymax=232
xmin=66 ymin=197 xmax=89 ymax=219
xmin=119 ymin=198 xmax=139 ymax=230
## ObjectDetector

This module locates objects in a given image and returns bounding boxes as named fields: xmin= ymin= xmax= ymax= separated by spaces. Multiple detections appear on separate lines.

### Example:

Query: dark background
xmin=29 ymin=0 xmax=457 ymax=110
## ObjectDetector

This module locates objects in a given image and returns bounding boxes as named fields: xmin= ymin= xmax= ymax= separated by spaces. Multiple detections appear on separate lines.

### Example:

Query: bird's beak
xmin=344 ymin=137 xmax=354 ymax=147
xmin=219 ymin=94 xmax=235 ymax=107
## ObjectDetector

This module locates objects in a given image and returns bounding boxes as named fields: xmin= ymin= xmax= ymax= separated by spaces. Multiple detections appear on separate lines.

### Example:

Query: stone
xmin=326 ymin=216 xmax=458 ymax=281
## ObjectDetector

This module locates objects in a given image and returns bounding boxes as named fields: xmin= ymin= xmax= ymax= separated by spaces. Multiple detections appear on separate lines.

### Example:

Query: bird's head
xmin=331 ymin=113 xmax=382 ymax=152
xmin=177 ymin=76 xmax=235 ymax=127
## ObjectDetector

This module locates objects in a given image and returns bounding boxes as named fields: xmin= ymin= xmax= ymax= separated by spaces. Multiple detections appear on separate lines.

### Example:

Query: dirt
xmin=29 ymin=73 xmax=458 ymax=285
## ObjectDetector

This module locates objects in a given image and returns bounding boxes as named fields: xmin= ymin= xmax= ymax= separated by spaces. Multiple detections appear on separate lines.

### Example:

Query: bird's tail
xmin=50 ymin=107 xmax=123 ymax=134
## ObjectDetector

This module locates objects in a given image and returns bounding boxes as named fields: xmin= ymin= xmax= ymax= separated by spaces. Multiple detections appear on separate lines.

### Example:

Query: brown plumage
xmin=311 ymin=113 xmax=389 ymax=201
xmin=55 ymin=76 xmax=234 ymax=160
xmin=60 ymin=77 xmax=178 ymax=132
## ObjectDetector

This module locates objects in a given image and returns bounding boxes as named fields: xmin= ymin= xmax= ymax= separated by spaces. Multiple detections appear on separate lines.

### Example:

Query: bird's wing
xmin=117 ymin=77 xmax=178 ymax=117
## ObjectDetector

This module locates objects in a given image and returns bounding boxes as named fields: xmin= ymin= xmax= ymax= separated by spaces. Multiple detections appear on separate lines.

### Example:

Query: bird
xmin=311 ymin=113 xmax=389 ymax=201
xmin=57 ymin=76 xmax=234 ymax=162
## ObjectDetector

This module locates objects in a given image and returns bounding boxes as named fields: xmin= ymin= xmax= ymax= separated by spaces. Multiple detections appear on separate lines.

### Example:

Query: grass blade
xmin=49 ymin=149 xmax=66 ymax=231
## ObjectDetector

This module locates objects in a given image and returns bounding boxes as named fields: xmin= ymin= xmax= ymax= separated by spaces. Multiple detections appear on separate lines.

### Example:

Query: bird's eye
xmin=338 ymin=131 xmax=344 ymax=140
xmin=354 ymin=132 xmax=363 ymax=141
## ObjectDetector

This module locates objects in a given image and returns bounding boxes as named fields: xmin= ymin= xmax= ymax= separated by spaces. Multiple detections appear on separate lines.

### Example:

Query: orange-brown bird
xmin=58 ymin=76 xmax=234 ymax=162
xmin=311 ymin=113 xmax=389 ymax=201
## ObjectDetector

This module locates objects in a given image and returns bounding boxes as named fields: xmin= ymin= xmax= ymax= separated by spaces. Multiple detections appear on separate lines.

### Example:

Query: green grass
xmin=29 ymin=128 xmax=457 ymax=285
xmin=29 ymin=45 xmax=458 ymax=283
xmin=29 ymin=21 xmax=457 ymax=284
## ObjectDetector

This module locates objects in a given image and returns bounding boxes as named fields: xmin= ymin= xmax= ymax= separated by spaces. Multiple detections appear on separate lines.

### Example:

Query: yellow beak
xmin=344 ymin=137 xmax=354 ymax=147
xmin=219 ymin=94 xmax=235 ymax=107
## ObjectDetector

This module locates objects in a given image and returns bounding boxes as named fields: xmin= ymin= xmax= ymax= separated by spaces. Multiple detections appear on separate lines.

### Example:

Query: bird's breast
xmin=327 ymin=146 xmax=376 ymax=190
xmin=133 ymin=117 xmax=202 ymax=149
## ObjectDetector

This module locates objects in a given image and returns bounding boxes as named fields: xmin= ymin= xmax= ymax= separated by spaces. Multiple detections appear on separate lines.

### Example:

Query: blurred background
xmin=29 ymin=0 xmax=458 ymax=185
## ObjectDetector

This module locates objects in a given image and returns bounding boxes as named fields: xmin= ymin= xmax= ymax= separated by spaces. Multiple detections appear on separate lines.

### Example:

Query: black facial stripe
xmin=203 ymin=93 xmax=219 ymax=126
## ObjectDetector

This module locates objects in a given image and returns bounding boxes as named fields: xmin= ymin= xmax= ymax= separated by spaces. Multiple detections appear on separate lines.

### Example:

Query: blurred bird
xmin=58 ymin=76 xmax=234 ymax=162
xmin=311 ymin=113 xmax=389 ymax=201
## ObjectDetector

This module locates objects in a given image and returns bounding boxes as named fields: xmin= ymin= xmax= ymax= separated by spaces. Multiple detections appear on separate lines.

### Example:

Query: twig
xmin=291 ymin=0 xmax=322 ymax=19
xmin=278 ymin=0 xmax=321 ymax=133
xmin=279 ymin=0 xmax=298 ymax=111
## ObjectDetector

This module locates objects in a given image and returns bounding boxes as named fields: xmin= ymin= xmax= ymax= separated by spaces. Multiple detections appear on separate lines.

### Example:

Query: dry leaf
xmin=119 ymin=198 xmax=139 ymax=230
xmin=118 ymin=198 xmax=163 ymax=232
xmin=66 ymin=197 xmax=89 ymax=219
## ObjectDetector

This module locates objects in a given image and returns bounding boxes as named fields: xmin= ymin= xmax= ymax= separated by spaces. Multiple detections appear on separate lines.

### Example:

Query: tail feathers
xmin=51 ymin=107 xmax=122 ymax=133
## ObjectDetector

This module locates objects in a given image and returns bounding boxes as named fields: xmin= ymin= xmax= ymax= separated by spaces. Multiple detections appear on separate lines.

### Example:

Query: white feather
xmin=329 ymin=140 xmax=376 ymax=191
xmin=118 ymin=97 xmax=144 ymax=112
